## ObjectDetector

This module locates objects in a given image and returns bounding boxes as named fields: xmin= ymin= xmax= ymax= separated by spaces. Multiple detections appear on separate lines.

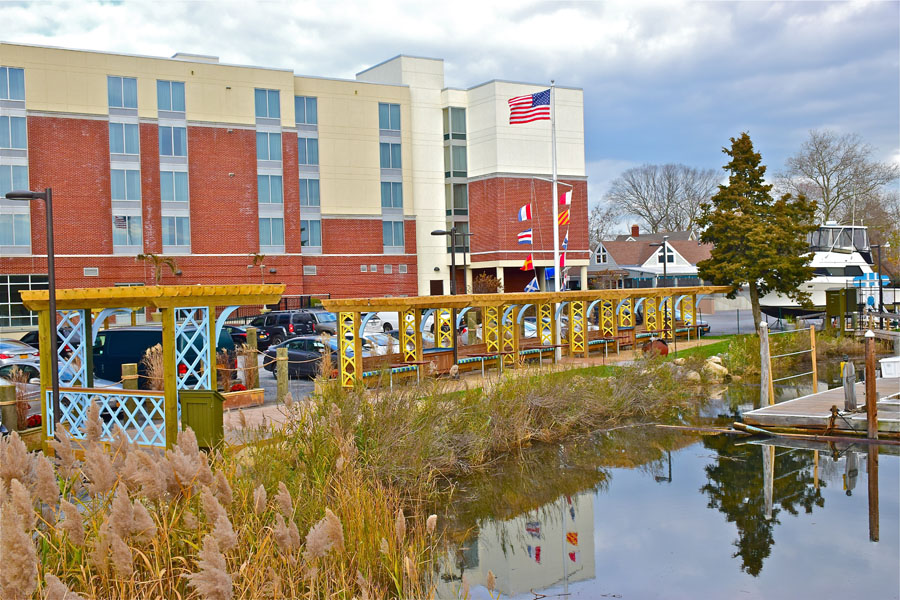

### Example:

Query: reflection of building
xmin=439 ymin=492 xmax=595 ymax=598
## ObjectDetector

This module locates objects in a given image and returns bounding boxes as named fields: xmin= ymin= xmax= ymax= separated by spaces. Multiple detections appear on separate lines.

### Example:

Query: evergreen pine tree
xmin=697 ymin=133 xmax=816 ymax=329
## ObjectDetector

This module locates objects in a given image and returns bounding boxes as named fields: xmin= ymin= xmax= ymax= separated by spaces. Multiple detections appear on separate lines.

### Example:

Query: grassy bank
xmin=1 ymin=354 xmax=714 ymax=599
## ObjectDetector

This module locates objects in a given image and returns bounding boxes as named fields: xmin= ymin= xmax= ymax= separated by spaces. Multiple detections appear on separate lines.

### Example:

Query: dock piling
xmin=865 ymin=330 xmax=877 ymax=440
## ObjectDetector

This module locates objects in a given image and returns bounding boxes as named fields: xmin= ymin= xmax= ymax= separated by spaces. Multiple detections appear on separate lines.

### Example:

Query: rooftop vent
xmin=171 ymin=52 xmax=219 ymax=64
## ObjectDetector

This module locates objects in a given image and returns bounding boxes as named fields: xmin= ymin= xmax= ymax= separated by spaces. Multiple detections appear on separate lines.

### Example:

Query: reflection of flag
xmin=518 ymin=204 xmax=532 ymax=221
xmin=518 ymin=229 xmax=533 ymax=244
xmin=527 ymin=545 xmax=542 ymax=563
xmin=525 ymin=521 xmax=541 ymax=538
xmin=508 ymin=89 xmax=551 ymax=124
xmin=545 ymin=267 xmax=555 ymax=280
xmin=559 ymin=252 xmax=566 ymax=270
xmin=570 ymin=504 xmax=576 ymax=521
xmin=560 ymin=190 xmax=572 ymax=205
xmin=562 ymin=229 xmax=569 ymax=250
xmin=524 ymin=277 xmax=539 ymax=292
xmin=566 ymin=532 xmax=578 ymax=546
xmin=558 ymin=209 xmax=570 ymax=226
xmin=114 ymin=215 xmax=127 ymax=229
xmin=521 ymin=254 xmax=533 ymax=271
xmin=568 ymin=551 xmax=580 ymax=563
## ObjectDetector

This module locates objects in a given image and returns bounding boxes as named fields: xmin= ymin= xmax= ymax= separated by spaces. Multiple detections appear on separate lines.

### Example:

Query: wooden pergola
xmin=322 ymin=285 xmax=730 ymax=387
xmin=21 ymin=284 xmax=284 ymax=449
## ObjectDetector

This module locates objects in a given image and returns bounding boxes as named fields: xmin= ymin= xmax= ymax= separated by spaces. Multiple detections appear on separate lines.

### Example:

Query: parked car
xmin=308 ymin=310 xmax=338 ymax=335
xmin=246 ymin=311 xmax=322 ymax=349
xmin=221 ymin=324 xmax=270 ymax=349
xmin=92 ymin=325 xmax=235 ymax=387
xmin=363 ymin=311 xmax=466 ymax=335
xmin=262 ymin=336 xmax=341 ymax=379
xmin=0 ymin=339 xmax=40 ymax=366
xmin=17 ymin=328 xmax=81 ymax=355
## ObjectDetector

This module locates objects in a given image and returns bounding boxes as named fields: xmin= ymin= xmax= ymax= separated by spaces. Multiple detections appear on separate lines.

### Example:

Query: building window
xmin=0 ymin=67 xmax=25 ymax=100
xmin=0 ymin=116 xmax=27 ymax=149
xmin=378 ymin=103 xmax=401 ymax=130
xmin=382 ymin=220 xmax=404 ymax=247
xmin=110 ymin=169 xmax=141 ymax=201
xmin=157 ymin=80 xmax=185 ymax=111
xmin=109 ymin=122 xmax=140 ymax=155
xmin=399 ymin=264 xmax=407 ymax=274
xmin=162 ymin=216 xmax=190 ymax=247
xmin=0 ymin=165 xmax=28 ymax=196
xmin=256 ymin=132 xmax=282 ymax=161
xmin=295 ymin=96 xmax=317 ymax=125
xmin=370 ymin=264 xmax=378 ymax=273
xmin=380 ymin=143 xmax=401 ymax=169
xmin=159 ymin=126 xmax=187 ymax=156
xmin=259 ymin=217 xmax=284 ymax=247
xmin=257 ymin=174 xmax=283 ymax=204
xmin=443 ymin=107 xmax=466 ymax=140
xmin=300 ymin=218 xmax=322 ymax=247
xmin=303 ymin=265 xmax=317 ymax=276
xmin=0 ymin=274 xmax=47 ymax=328
xmin=0 ymin=213 xmax=30 ymax=246
xmin=107 ymin=76 xmax=137 ymax=109
xmin=657 ymin=247 xmax=674 ymax=263
xmin=298 ymin=137 xmax=318 ymax=165
xmin=160 ymin=171 xmax=189 ymax=202
xmin=360 ymin=265 xmax=367 ymax=272
xmin=299 ymin=178 xmax=320 ymax=207
xmin=448 ymin=221 xmax=469 ymax=252
xmin=380 ymin=181 xmax=402 ymax=208
xmin=383 ymin=264 xmax=393 ymax=274
xmin=444 ymin=145 xmax=467 ymax=178
xmin=445 ymin=183 xmax=468 ymax=215
xmin=112 ymin=215 xmax=142 ymax=247
xmin=596 ymin=246 xmax=608 ymax=264
xmin=254 ymin=88 xmax=280 ymax=119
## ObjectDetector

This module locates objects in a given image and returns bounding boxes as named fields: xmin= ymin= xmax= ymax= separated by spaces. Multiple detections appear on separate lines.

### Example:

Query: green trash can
xmin=179 ymin=389 xmax=225 ymax=450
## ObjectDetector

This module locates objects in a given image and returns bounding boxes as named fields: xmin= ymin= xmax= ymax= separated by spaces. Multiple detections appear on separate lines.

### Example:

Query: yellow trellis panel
xmin=400 ymin=309 xmax=422 ymax=363
xmin=338 ymin=312 xmax=363 ymax=388
xmin=661 ymin=297 xmax=674 ymax=339
xmin=600 ymin=299 xmax=617 ymax=338
xmin=618 ymin=297 xmax=634 ymax=328
xmin=538 ymin=302 xmax=554 ymax=346
xmin=436 ymin=308 xmax=453 ymax=349
xmin=484 ymin=306 xmax=501 ymax=354
xmin=568 ymin=300 xmax=586 ymax=356
xmin=500 ymin=306 xmax=518 ymax=367
xmin=645 ymin=297 xmax=659 ymax=332
xmin=682 ymin=295 xmax=696 ymax=327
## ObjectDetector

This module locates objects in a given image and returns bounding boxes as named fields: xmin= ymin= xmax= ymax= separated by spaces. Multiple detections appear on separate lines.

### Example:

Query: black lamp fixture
xmin=5 ymin=188 xmax=60 ymax=425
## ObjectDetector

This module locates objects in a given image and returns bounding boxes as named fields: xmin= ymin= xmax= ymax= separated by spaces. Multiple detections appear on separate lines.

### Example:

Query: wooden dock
xmin=743 ymin=377 xmax=900 ymax=434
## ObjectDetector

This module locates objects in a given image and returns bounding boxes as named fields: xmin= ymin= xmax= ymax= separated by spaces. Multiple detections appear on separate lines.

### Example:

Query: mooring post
xmin=246 ymin=326 xmax=259 ymax=389
xmin=759 ymin=322 xmax=774 ymax=406
xmin=842 ymin=357 xmax=857 ymax=411
xmin=276 ymin=346 xmax=288 ymax=404
xmin=864 ymin=330 xmax=877 ymax=440
xmin=809 ymin=324 xmax=818 ymax=394
xmin=0 ymin=384 xmax=18 ymax=432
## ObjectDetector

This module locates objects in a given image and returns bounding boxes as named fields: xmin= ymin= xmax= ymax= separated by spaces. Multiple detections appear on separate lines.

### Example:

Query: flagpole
xmin=550 ymin=81 xmax=562 ymax=358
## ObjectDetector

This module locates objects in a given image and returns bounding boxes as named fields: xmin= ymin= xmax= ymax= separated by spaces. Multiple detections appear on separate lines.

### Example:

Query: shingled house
xmin=588 ymin=225 xmax=713 ymax=289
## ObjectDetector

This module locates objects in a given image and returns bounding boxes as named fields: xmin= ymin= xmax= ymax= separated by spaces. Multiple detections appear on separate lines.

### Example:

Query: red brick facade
xmin=467 ymin=177 xmax=589 ymax=264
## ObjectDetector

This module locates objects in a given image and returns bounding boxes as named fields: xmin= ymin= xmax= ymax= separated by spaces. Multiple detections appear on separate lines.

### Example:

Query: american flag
xmin=113 ymin=215 xmax=127 ymax=229
xmin=508 ymin=89 xmax=551 ymax=124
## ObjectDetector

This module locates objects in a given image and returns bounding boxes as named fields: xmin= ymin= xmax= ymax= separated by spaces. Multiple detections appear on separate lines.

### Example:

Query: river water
xmin=436 ymin=368 xmax=900 ymax=600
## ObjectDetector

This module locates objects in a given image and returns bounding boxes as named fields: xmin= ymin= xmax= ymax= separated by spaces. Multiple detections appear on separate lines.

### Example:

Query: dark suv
xmin=247 ymin=311 xmax=318 ymax=349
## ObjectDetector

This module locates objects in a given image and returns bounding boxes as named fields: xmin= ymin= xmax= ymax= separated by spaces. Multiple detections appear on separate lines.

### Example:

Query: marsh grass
xmin=725 ymin=329 xmax=871 ymax=377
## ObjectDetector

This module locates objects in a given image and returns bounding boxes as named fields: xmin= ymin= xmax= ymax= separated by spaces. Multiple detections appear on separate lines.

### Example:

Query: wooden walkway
xmin=743 ymin=377 xmax=900 ymax=434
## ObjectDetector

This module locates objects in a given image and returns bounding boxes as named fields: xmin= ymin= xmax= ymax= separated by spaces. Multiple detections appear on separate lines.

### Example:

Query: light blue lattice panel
xmin=175 ymin=307 xmax=211 ymax=390
xmin=57 ymin=310 xmax=88 ymax=386
xmin=48 ymin=389 xmax=167 ymax=447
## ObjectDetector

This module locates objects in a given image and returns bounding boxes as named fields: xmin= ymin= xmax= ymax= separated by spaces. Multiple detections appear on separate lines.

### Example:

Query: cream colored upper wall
xmin=466 ymin=81 xmax=585 ymax=178
xmin=294 ymin=76 xmax=412 ymax=216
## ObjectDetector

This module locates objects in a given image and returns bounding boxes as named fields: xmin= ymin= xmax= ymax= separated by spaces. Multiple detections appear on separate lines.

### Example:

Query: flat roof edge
xmin=356 ymin=54 xmax=444 ymax=77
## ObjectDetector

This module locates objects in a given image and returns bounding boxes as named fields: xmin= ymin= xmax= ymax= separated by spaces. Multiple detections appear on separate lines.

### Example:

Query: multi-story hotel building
xmin=0 ymin=42 xmax=587 ymax=330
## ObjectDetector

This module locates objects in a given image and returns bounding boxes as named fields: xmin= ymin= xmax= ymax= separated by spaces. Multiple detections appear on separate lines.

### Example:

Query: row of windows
xmin=0 ymin=116 xmax=27 ymax=149
xmin=0 ymin=67 xmax=26 ymax=101
xmin=108 ymin=122 xmax=190 ymax=158
xmin=360 ymin=264 xmax=408 ymax=274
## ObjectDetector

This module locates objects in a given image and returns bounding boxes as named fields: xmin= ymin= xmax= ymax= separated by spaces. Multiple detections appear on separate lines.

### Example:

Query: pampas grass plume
xmin=486 ymin=570 xmax=496 ymax=592
xmin=0 ymin=431 xmax=29 ymax=487
xmin=83 ymin=444 xmax=116 ymax=497
xmin=274 ymin=481 xmax=292 ymax=517
xmin=0 ymin=502 xmax=37 ymax=599
xmin=213 ymin=470 xmax=232 ymax=508
xmin=43 ymin=573 xmax=86 ymax=600
xmin=395 ymin=508 xmax=406 ymax=544
xmin=303 ymin=508 xmax=344 ymax=561
xmin=50 ymin=424 xmax=77 ymax=480
xmin=109 ymin=490 xmax=134 ymax=539
xmin=252 ymin=484 xmax=267 ymax=516
xmin=131 ymin=499 xmax=157 ymax=542
xmin=426 ymin=514 xmax=437 ymax=536
xmin=31 ymin=452 xmax=60 ymax=505
xmin=109 ymin=532 xmax=133 ymax=578
xmin=83 ymin=402 xmax=103 ymax=443
xmin=57 ymin=500 xmax=85 ymax=547
xmin=9 ymin=478 xmax=35 ymax=529
xmin=201 ymin=486 xmax=226 ymax=525
xmin=186 ymin=535 xmax=233 ymax=600
xmin=212 ymin=513 xmax=237 ymax=552
xmin=379 ymin=537 xmax=389 ymax=554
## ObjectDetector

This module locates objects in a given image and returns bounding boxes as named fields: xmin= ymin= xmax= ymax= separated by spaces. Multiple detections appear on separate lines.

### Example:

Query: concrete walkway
xmin=223 ymin=335 xmax=726 ymax=443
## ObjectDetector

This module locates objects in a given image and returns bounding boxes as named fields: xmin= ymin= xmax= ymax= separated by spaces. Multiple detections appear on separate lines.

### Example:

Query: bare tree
xmin=777 ymin=130 xmax=899 ymax=224
xmin=605 ymin=164 xmax=718 ymax=233
xmin=587 ymin=202 xmax=622 ymax=248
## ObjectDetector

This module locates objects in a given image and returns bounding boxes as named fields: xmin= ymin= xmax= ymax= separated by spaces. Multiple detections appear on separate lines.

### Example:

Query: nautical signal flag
xmin=508 ymin=89 xmax=551 ymax=124
xmin=560 ymin=252 xmax=566 ymax=269
xmin=558 ymin=209 xmax=570 ymax=226
xmin=560 ymin=190 xmax=572 ymax=205
xmin=566 ymin=532 xmax=578 ymax=546
xmin=562 ymin=229 xmax=569 ymax=250
xmin=524 ymin=277 xmax=539 ymax=292
xmin=521 ymin=254 xmax=534 ymax=271
xmin=518 ymin=229 xmax=533 ymax=244
xmin=544 ymin=267 xmax=555 ymax=280
xmin=518 ymin=204 xmax=533 ymax=221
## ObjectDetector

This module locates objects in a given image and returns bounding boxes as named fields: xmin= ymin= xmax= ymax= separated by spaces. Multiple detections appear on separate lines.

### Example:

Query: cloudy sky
xmin=3 ymin=0 xmax=898 ymax=208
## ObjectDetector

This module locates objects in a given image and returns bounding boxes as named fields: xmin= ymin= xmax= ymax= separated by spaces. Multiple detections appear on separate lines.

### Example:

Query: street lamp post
xmin=650 ymin=235 xmax=671 ymax=341
xmin=6 ymin=188 xmax=60 ymax=426
xmin=431 ymin=227 xmax=474 ymax=368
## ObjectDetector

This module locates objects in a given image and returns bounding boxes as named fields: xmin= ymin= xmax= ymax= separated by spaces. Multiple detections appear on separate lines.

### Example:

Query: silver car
xmin=0 ymin=339 xmax=40 ymax=366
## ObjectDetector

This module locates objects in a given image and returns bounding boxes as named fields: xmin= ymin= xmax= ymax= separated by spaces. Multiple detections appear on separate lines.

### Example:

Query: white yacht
xmin=760 ymin=223 xmax=887 ymax=318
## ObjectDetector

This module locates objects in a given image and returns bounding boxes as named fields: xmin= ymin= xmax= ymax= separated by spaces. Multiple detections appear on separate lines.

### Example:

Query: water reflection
xmin=439 ymin=429 xmax=898 ymax=599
